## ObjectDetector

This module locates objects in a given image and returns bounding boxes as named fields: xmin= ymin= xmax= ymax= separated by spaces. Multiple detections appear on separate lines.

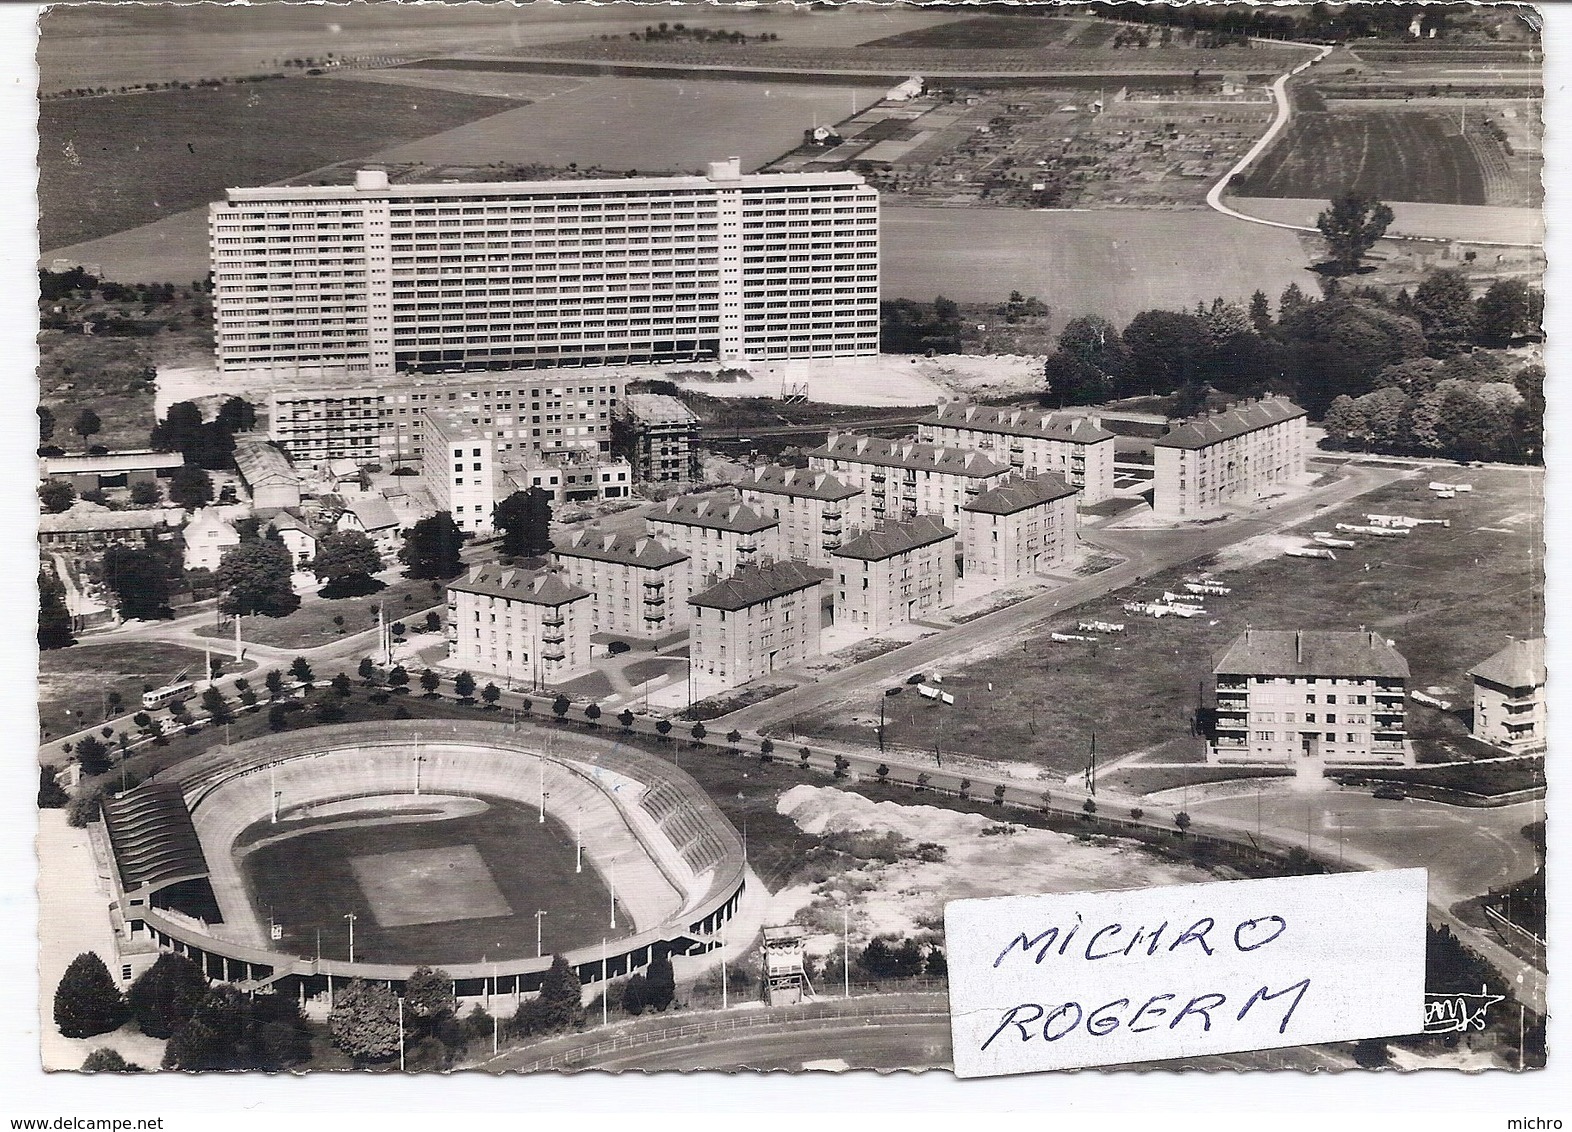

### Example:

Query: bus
xmin=143 ymin=682 xmax=195 ymax=711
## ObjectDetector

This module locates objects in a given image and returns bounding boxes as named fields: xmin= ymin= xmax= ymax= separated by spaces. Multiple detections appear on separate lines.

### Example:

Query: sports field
xmin=1233 ymin=109 xmax=1487 ymax=206
xmin=39 ymin=78 xmax=513 ymax=251
xmin=793 ymin=465 xmax=1543 ymax=775
xmin=240 ymin=795 xmax=624 ymax=965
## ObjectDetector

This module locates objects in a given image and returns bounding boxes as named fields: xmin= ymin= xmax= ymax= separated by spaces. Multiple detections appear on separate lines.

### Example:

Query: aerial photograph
xmin=29 ymin=0 xmax=1546 ymax=1077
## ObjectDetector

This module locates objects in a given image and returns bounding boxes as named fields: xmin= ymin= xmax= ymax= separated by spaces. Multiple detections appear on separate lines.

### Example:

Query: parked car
xmin=1372 ymin=784 xmax=1408 ymax=801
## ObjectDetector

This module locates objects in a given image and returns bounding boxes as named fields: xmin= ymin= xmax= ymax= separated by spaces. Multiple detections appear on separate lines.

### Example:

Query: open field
xmin=195 ymin=576 xmax=444 ymax=651
xmin=1226 ymin=196 xmax=1544 ymax=245
xmin=1233 ymin=107 xmax=1489 ymax=206
xmin=39 ymin=78 xmax=512 ymax=251
xmin=38 ymin=641 xmax=256 ymax=742
xmin=862 ymin=15 xmax=1106 ymax=51
xmin=792 ymin=466 xmax=1542 ymax=775
xmin=241 ymin=796 xmax=621 ymax=965
xmin=370 ymin=76 xmax=888 ymax=175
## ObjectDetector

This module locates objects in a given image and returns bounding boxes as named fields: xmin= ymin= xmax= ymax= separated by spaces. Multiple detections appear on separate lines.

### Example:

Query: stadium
xmin=98 ymin=720 xmax=747 ymax=1002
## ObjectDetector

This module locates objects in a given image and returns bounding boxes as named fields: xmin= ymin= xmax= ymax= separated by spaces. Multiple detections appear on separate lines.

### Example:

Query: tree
xmin=358 ymin=656 xmax=377 ymax=684
xmin=926 ymin=947 xmax=948 ymax=978
xmin=420 ymin=668 xmax=441 ymax=697
xmin=329 ymin=978 xmax=402 ymax=1063
xmin=1043 ymin=314 xmax=1128 ymax=406
xmin=267 ymin=703 xmax=289 ymax=732
xmin=1248 ymin=289 xmax=1272 ymax=332
xmin=399 ymin=512 xmax=465 ymax=580
xmin=618 ymin=708 xmax=635 ymax=731
xmin=128 ymin=480 xmax=161 ymax=506
xmin=102 ymin=546 xmax=173 ymax=621
xmin=168 ymin=464 xmax=215 ymax=509
xmin=39 ymin=765 xmax=69 ymax=808
xmin=312 ymin=530 xmax=384 ymax=597
xmin=217 ymin=539 xmax=298 ymax=618
xmin=201 ymin=685 xmax=231 ymax=723
xmin=288 ymin=657 xmax=315 ymax=689
xmin=38 ymin=404 xmax=55 ymax=443
xmin=81 ymin=1048 xmax=142 ymax=1072
xmin=1412 ymin=268 xmax=1476 ymax=357
xmin=1175 ymin=810 xmax=1192 ymax=834
xmin=330 ymin=673 xmax=352 ymax=699
xmin=54 ymin=952 xmax=127 ymax=1038
xmin=552 ymin=694 xmax=571 ymax=720
xmin=482 ymin=682 xmax=501 ymax=709
xmin=387 ymin=665 xmax=410 ymax=694
xmin=621 ymin=974 xmax=647 ymax=1016
xmin=655 ymin=719 xmax=673 ymax=742
xmin=264 ymin=670 xmax=285 ymax=701
xmin=1316 ymin=194 xmax=1395 ymax=275
xmin=1120 ymin=309 xmax=1207 ymax=395
xmin=534 ymin=955 xmax=584 ymax=1031
xmin=73 ymin=408 xmax=102 ymax=444
xmin=1471 ymin=277 xmax=1530 ymax=348
xmin=759 ymin=737 xmax=775 ymax=761
xmin=216 ymin=397 xmax=257 ymax=434
xmin=404 ymin=966 xmax=458 ymax=1034
xmin=584 ymin=702 xmax=601 ymax=726
xmin=644 ymin=954 xmax=676 ymax=1011
xmin=127 ymin=953 xmax=208 ymax=1039
xmin=690 ymin=721 xmax=707 ymax=746
xmin=39 ymin=570 xmax=74 ymax=650
xmin=453 ymin=671 xmax=477 ymax=703
xmin=494 ymin=487 xmax=554 ymax=559
xmin=39 ymin=479 xmax=76 ymax=514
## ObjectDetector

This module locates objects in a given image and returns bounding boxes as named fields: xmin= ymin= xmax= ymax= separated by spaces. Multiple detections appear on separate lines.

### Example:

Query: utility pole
xmin=609 ymin=857 xmax=618 ymax=929
xmin=601 ymin=938 xmax=609 ymax=1027
xmin=535 ymin=909 xmax=548 ymax=957
xmin=843 ymin=902 xmax=851 ymax=1001
xmin=344 ymin=912 xmax=357 ymax=964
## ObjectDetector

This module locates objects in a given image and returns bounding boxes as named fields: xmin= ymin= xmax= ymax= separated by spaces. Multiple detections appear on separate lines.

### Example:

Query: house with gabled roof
xmin=647 ymin=490 xmax=780 ymax=595
xmin=737 ymin=464 xmax=861 ymax=567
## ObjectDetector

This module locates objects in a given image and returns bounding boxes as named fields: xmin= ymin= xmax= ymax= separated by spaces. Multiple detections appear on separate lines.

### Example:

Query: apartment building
xmin=1153 ymin=396 xmax=1308 ymax=519
xmin=1470 ymin=637 xmax=1547 ymax=754
xmin=421 ymin=409 xmax=495 ymax=535
xmin=447 ymin=564 xmax=591 ymax=688
xmin=553 ymin=528 xmax=690 ymax=642
xmin=210 ymin=159 xmax=878 ymax=379
xmin=646 ymin=491 xmax=779 ymax=592
xmin=831 ymin=516 xmax=956 ymax=633
xmin=267 ymin=371 xmax=625 ymax=470
xmin=807 ymin=432 xmax=1012 ymax=538
xmin=737 ymin=464 xmax=861 ymax=567
xmin=689 ymin=560 xmax=825 ymax=690
xmin=961 ymin=474 xmax=1079 ymax=581
xmin=507 ymin=451 xmax=633 ymax=503
xmin=615 ymin=393 xmax=701 ymax=483
xmin=917 ymin=402 xmax=1116 ymax=502
xmin=1210 ymin=629 xmax=1412 ymax=766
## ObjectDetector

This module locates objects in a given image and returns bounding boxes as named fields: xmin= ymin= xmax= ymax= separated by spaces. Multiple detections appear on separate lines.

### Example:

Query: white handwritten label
xmin=945 ymin=869 xmax=1428 ymax=1077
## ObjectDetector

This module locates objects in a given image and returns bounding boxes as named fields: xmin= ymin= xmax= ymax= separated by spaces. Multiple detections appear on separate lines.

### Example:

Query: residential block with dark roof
xmin=447 ymin=564 xmax=592 ymax=686
xmin=689 ymin=560 xmax=826 ymax=690
xmin=918 ymin=401 xmax=1117 ymax=502
xmin=1153 ymin=395 xmax=1308 ymax=519
xmin=962 ymin=473 xmax=1079 ymax=581
xmin=1470 ymin=637 xmax=1546 ymax=754
xmin=737 ymin=464 xmax=861 ymax=567
xmin=554 ymin=528 xmax=692 ymax=642
xmin=832 ymin=515 xmax=956 ymax=633
xmin=1211 ymin=629 xmax=1411 ymax=766
xmin=807 ymin=432 xmax=1012 ymax=539
xmin=647 ymin=490 xmax=781 ymax=594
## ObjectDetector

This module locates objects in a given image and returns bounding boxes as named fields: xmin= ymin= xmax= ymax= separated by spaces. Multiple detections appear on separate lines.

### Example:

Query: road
xmin=717 ymin=461 xmax=1406 ymax=735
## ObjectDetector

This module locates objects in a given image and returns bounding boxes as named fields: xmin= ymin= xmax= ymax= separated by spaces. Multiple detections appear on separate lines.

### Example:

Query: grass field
xmin=860 ymin=15 xmax=1099 ymax=50
xmin=39 ymin=640 xmax=256 ymax=742
xmin=195 ymin=576 xmax=444 ymax=650
xmin=1233 ymin=109 xmax=1487 ymax=206
xmin=40 ymin=78 xmax=513 ymax=251
xmin=1224 ymin=196 xmax=1544 ymax=245
xmin=793 ymin=466 xmax=1542 ymax=774
xmin=241 ymin=796 xmax=621 ymax=964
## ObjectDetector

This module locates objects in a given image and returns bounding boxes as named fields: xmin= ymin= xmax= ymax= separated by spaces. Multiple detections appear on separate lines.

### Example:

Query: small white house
xmin=183 ymin=507 xmax=240 ymax=573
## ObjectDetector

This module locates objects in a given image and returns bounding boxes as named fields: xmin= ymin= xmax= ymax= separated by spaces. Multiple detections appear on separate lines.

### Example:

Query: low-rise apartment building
xmin=961 ymin=474 xmax=1079 ymax=581
xmin=736 ymin=464 xmax=860 ymax=567
xmin=1210 ymin=629 xmax=1412 ymax=766
xmin=615 ymin=393 xmax=702 ymax=483
xmin=831 ymin=516 xmax=956 ymax=633
xmin=421 ymin=409 xmax=495 ymax=535
xmin=447 ymin=564 xmax=591 ymax=688
xmin=1470 ymin=637 xmax=1547 ymax=754
xmin=689 ymin=560 xmax=825 ymax=690
xmin=553 ymin=528 xmax=690 ymax=642
xmin=507 ymin=450 xmax=633 ymax=504
xmin=806 ymin=432 xmax=1012 ymax=538
xmin=1153 ymin=396 xmax=1308 ymax=519
xmin=646 ymin=491 xmax=779 ymax=592
xmin=917 ymin=403 xmax=1116 ymax=502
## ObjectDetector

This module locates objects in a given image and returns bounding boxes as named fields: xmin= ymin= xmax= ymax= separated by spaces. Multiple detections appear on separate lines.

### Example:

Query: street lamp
xmin=575 ymin=808 xmax=583 ymax=873
xmin=412 ymin=753 xmax=427 ymax=796
xmin=344 ymin=912 xmax=357 ymax=964
xmin=535 ymin=909 xmax=548 ymax=958
xmin=609 ymin=857 xmax=618 ymax=930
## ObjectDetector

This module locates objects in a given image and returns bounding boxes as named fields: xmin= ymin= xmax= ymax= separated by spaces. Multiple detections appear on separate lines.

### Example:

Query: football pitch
xmin=241 ymin=796 xmax=626 ymax=965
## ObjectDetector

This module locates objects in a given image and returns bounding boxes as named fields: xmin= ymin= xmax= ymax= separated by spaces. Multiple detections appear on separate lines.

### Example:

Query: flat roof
xmin=42 ymin=450 xmax=185 ymax=476
xmin=623 ymin=392 xmax=699 ymax=425
xmin=423 ymin=408 xmax=491 ymax=442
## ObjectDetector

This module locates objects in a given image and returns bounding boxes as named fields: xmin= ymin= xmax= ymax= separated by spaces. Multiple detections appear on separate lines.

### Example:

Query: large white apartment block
xmin=737 ymin=464 xmax=860 ymax=567
xmin=267 ymin=371 xmax=625 ymax=470
xmin=831 ymin=515 xmax=956 ymax=633
xmin=421 ymin=409 xmax=495 ymax=535
xmin=807 ymin=432 xmax=1012 ymax=538
xmin=1211 ymin=629 xmax=1412 ymax=767
xmin=211 ymin=159 xmax=878 ymax=379
xmin=961 ymin=474 xmax=1079 ymax=580
xmin=646 ymin=491 xmax=780 ymax=592
xmin=689 ymin=559 xmax=825 ymax=690
xmin=553 ymin=528 xmax=691 ymax=642
xmin=917 ymin=403 xmax=1116 ymax=502
xmin=447 ymin=564 xmax=591 ymax=688
xmin=1153 ymin=396 xmax=1308 ymax=519
xmin=1470 ymin=638 xmax=1547 ymax=755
